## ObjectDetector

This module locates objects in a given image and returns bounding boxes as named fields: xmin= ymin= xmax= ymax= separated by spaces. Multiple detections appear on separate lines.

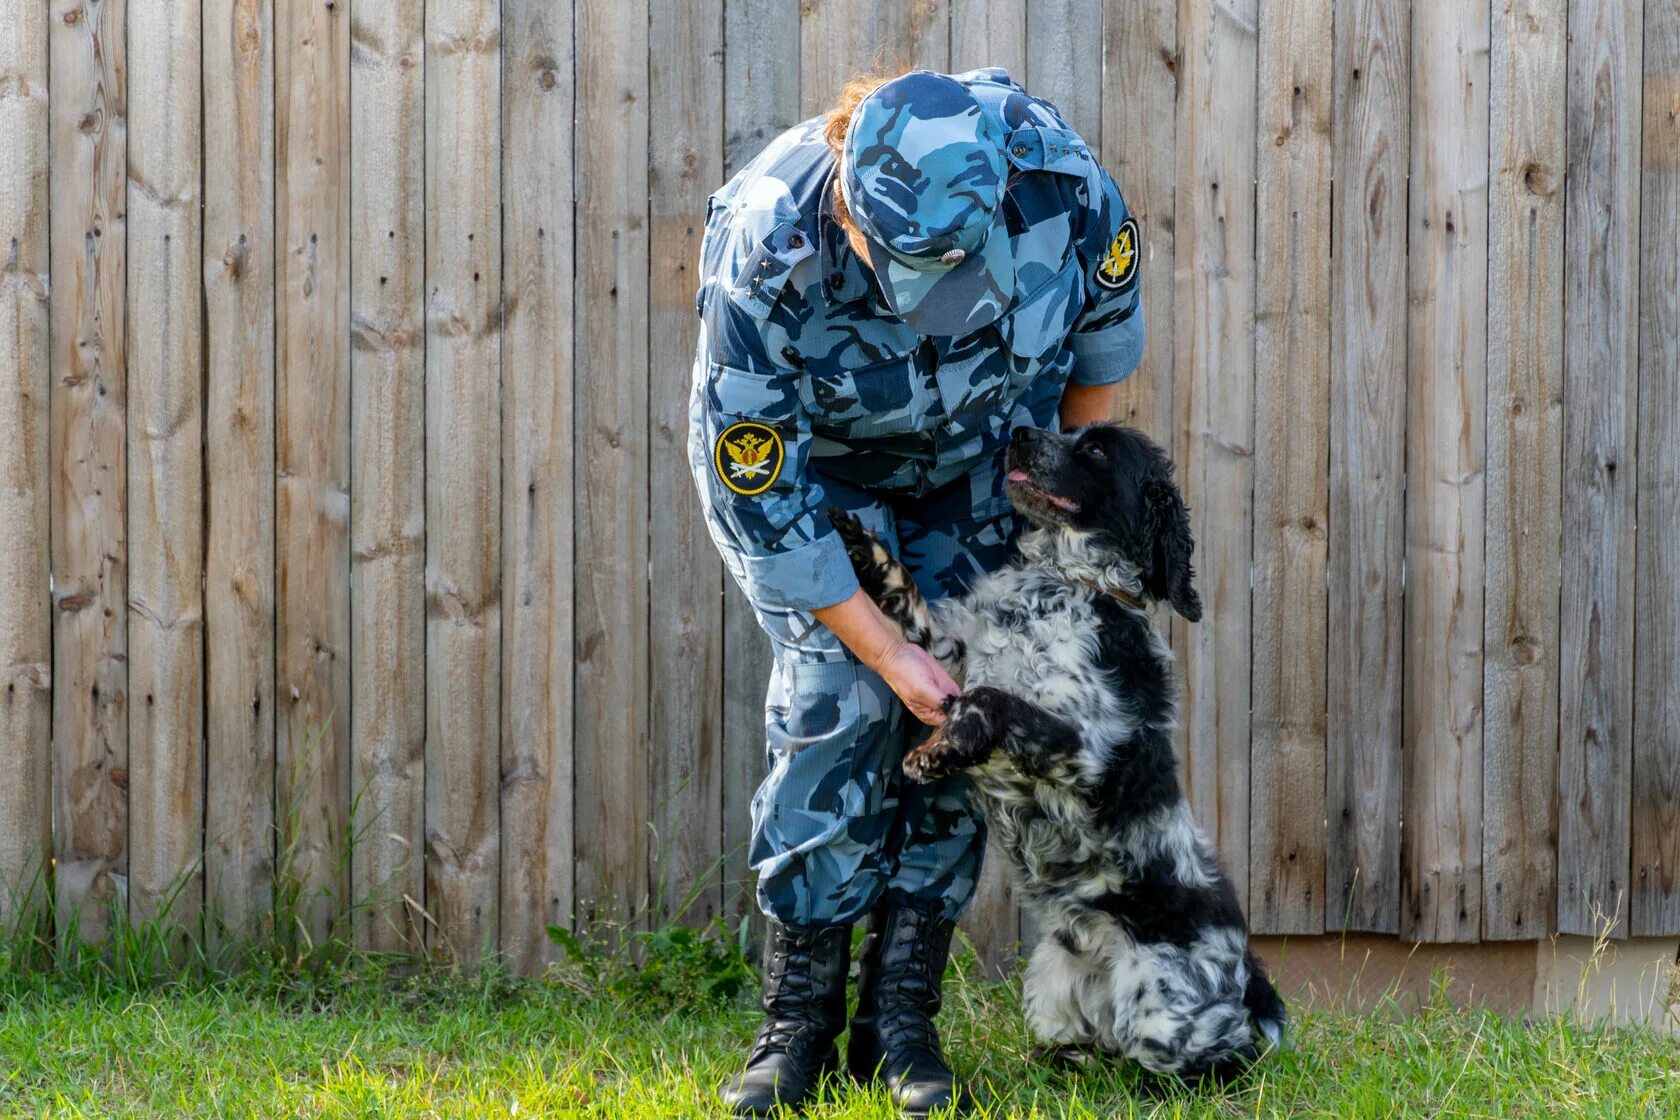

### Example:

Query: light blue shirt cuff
xmin=1068 ymin=318 xmax=1145 ymax=386
xmin=738 ymin=529 xmax=860 ymax=613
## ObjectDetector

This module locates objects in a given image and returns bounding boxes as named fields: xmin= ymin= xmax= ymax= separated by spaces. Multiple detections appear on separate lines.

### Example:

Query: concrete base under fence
xmin=1250 ymin=934 xmax=1680 ymax=1032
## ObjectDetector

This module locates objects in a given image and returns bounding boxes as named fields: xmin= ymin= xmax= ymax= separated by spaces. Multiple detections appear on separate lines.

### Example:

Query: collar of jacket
xmin=818 ymin=172 xmax=890 ymax=312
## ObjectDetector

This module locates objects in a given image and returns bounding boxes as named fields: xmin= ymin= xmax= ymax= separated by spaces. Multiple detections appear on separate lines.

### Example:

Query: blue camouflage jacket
xmin=688 ymin=68 xmax=1145 ymax=613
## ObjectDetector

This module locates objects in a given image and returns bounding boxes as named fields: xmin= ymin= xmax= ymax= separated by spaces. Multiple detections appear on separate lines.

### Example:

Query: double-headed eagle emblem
xmin=1096 ymin=217 xmax=1139 ymax=291
xmin=715 ymin=421 xmax=784 ymax=496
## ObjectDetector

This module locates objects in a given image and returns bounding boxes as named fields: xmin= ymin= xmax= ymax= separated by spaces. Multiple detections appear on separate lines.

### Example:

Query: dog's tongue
xmin=1007 ymin=469 xmax=1030 ymax=483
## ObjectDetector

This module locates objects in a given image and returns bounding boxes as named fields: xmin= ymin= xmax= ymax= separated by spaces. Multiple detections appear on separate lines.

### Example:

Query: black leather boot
xmin=847 ymin=898 xmax=971 ymax=1116
xmin=718 ymin=921 xmax=851 ymax=1117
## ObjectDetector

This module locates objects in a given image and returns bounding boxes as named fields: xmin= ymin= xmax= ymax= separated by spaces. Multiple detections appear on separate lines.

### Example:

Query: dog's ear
xmin=1143 ymin=477 xmax=1202 ymax=622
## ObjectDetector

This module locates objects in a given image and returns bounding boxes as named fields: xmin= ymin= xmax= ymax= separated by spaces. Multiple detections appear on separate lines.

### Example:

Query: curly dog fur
xmin=832 ymin=423 xmax=1285 ymax=1081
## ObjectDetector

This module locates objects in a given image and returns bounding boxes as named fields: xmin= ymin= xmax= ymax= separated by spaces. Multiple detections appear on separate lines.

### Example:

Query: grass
xmin=1 ymin=933 xmax=1676 ymax=1120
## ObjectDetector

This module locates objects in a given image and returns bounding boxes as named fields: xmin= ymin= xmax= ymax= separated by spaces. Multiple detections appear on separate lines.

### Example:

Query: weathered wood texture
xmin=1327 ymin=0 xmax=1409 ymax=935
xmin=275 ymin=0 xmax=351 ymax=945
xmin=1172 ymin=0 xmax=1257 ymax=905
xmin=349 ymin=0 xmax=425 ymax=955
xmin=573 ymin=0 xmax=651 ymax=932
xmin=1249 ymin=0 xmax=1331 ymax=935
xmin=203 ymin=0 xmax=276 ymax=949
xmin=800 ymin=0 xmax=949 ymax=114
xmin=951 ymin=0 xmax=1025 ymax=76
xmin=650 ymin=0 xmax=725 ymax=927
xmin=0 ymin=0 xmax=52 ymax=927
xmin=424 ymin=0 xmax=502 ymax=965
xmin=1402 ymin=0 xmax=1488 ymax=944
xmin=1558 ymin=0 xmax=1642 ymax=939
xmin=1483 ymin=0 xmax=1565 ymax=942
xmin=7 ymin=0 xmax=1680 ymax=967
xmin=1027 ymin=0 xmax=1102 ymax=144
xmin=50 ymin=0 xmax=129 ymax=944
xmin=1631 ymin=0 xmax=1680 ymax=937
xmin=1101 ymin=0 xmax=1176 ymax=440
xmin=721 ymin=0 xmax=800 ymax=946
xmin=126 ymin=0 xmax=204 ymax=936
xmin=500 ymin=0 xmax=577 ymax=975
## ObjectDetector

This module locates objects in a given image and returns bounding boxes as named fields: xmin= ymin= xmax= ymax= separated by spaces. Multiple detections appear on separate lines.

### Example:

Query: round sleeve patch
xmin=1094 ymin=216 xmax=1139 ymax=291
xmin=714 ymin=421 xmax=786 ymax=496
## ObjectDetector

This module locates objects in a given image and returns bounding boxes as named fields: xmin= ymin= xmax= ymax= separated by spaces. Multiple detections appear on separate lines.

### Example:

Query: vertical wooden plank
xmin=1026 ymin=0 xmax=1101 ymax=144
xmin=126 ymin=0 xmax=204 ymax=934
xmin=799 ymin=0 xmax=949 ymax=116
xmin=204 ymin=0 xmax=276 ymax=950
xmin=957 ymin=0 xmax=1030 ymax=975
xmin=575 ymin=0 xmax=650 ymax=932
xmin=1401 ymin=0 xmax=1488 ymax=944
xmin=1327 ymin=0 xmax=1408 ymax=935
xmin=722 ymin=0 xmax=799 ymax=940
xmin=501 ymin=0 xmax=576 ymax=975
xmin=1483 ymin=0 xmax=1565 ymax=942
xmin=1558 ymin=0 xmax=1641 ymax=939
xmin=349 ymin=0 xmax=425 ymax=955
xmin=276 ymin=0 xmax=350 ymax=944
xmin=1631 ymin=1 xmax=1680 ymax=937
xmin=1172 ymin=0 xmax=1257 ymax=904
xmin=0 ymin=0 xmax=53 ymax=928
xmin=50 ymin=0 xmax=129 ymax=944
xmin=950 ymin=0 xmax=1024 ymax=77
xmin=1101 ymin=0 xmax=1175 ymax=436
xmin=649 ymin=0 xmax=724 ymax=927
xmin=1249 ymin=0 xmax=1331 ymax=936
xmin=424 ymin=0 xmax=501 ymax=965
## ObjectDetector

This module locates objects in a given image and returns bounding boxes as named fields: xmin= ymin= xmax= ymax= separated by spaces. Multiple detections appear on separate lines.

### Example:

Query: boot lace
xmin=753 ymin=937 xmax=830 ymax=1058
xmin=876 ymin=920 xmax=944 ymax=1059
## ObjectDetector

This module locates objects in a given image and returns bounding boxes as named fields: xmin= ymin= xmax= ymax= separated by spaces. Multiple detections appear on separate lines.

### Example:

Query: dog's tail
xmin=1243 ymin=948 xmax=1288 ymax=1052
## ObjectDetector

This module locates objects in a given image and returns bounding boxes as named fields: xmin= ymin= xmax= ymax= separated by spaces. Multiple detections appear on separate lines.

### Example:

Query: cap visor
xmin=866 ymin=209 xmax=1016 ymax=337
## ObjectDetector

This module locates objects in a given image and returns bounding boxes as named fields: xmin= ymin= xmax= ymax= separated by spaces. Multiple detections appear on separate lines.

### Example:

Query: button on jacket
xmin=689 ymin=67 xmax=1145 ymax=614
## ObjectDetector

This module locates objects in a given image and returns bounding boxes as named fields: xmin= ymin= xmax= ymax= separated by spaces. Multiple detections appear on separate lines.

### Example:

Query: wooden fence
xmin=0 ymin=0 xmax=1676 ymax=970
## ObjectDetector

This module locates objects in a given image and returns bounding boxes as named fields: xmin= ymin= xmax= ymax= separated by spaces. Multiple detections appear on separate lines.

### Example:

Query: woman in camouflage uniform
xmin=691 ymin=68 xmax=1144 ymax=1116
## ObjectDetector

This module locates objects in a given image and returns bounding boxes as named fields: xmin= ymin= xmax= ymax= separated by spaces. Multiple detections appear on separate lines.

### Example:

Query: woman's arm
xmin=814 ymin=588 xmax=958 ymax=726
xmin=1059 ymin=380 xmax=1119 ymax=429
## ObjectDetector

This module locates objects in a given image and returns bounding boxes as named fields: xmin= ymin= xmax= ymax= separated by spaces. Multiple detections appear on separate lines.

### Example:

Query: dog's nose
xmin=1010 ymin=426 xmax=1039 ymax=447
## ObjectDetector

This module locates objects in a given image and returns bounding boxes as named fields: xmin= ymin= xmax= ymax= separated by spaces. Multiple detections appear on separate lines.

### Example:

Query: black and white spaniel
xmin=831 ymin=423 xmax=1285 ymax=1081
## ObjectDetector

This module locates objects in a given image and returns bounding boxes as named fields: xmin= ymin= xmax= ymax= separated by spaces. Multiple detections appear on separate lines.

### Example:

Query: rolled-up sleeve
xmin=1068 ymin=166 xmax=1145 ymax=386
xmin=693 ymin=361 xmax=858 ymax=612
xmin=689 ymin=289 xmax=858 ymax=613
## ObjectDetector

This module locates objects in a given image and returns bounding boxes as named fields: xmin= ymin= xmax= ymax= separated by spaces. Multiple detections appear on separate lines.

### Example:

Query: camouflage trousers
xmin=745 ymin=448 xmax=1021 ymax=928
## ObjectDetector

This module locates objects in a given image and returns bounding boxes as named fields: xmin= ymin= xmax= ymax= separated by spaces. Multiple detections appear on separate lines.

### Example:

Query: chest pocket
xmin=800 ymin=350 xmax=935 ymax=440
xmin=727 ymin=220 xmax=816 ymax=320
xmin=995 ymin=260 xmax=1083 ymax=362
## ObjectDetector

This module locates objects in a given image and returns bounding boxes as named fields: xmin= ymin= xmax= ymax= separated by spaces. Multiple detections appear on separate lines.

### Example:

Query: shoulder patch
xmin=714 ymin=421 xmax=786 ymax=496
xmin=1094 ymin=217 xmax=1139 ymax=291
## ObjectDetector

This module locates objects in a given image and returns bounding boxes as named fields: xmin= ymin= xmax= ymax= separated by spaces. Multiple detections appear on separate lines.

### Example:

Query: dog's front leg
xmin=902 ymin=686 xmax=1081 ymax=783
xmin=829 ymin=506 xmax=966 ymax=673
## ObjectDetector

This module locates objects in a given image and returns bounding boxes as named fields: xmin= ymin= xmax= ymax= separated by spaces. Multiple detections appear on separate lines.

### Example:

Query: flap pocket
xmin=996 ymin=262 xmax=1082 ymax=360
xmin=800 ymin=352 xmax=933 ymax=439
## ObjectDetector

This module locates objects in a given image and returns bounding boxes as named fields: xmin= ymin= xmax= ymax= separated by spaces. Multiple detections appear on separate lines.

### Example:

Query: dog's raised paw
xmin=902 ymin=745 xmax=949 ymax=784
xmin=828 ymin=506 xmax=895 ymax=590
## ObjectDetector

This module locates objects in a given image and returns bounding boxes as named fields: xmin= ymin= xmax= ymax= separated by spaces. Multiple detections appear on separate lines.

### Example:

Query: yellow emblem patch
xmin=715 ymin=421 xmax=786 ymax=496
xmin=1095 ymin=217 xmax=1139 ymax=291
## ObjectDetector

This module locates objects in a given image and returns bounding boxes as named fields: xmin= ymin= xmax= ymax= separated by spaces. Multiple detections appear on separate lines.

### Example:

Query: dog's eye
xmin=1081 ymin=443 xmax=1107 ymax=461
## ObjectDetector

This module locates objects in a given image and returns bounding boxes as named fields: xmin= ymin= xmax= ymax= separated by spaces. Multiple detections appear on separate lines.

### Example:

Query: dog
xmin=830 ymin=423 xmax=1285 ymax=1081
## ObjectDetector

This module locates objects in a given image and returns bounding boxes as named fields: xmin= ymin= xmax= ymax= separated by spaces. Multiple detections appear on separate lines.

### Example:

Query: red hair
xmin=822 ymin=71 xmax=895 ymax=238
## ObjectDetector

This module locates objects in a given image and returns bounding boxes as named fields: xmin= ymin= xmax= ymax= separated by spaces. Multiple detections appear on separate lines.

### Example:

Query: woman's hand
xmin=874 ymin=639 xmax=960 ymax=726
xmin=811 ymin=587 xmax=959 ymax=726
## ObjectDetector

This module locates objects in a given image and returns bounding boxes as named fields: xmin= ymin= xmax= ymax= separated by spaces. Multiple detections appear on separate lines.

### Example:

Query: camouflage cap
xmin=841 ymin=71 xmax=1015 ymax=337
